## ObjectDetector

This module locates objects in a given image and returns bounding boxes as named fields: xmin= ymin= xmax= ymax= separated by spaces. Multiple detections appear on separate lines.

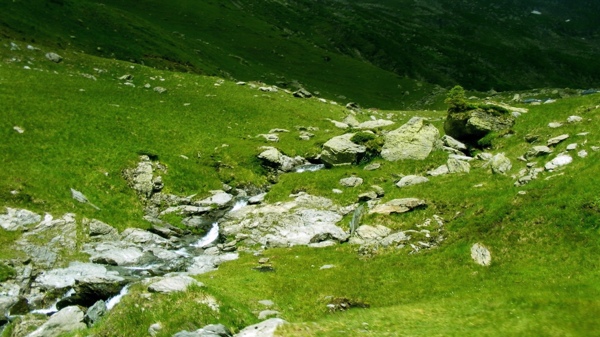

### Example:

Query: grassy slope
xmin=0 ymin=0 xmax=434 ymax=110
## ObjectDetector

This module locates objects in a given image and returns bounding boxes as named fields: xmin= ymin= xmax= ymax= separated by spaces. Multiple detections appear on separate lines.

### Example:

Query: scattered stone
xmin=517 ymin=191 xmax=527 ymax=195
xmin=525 ymin=146 xmax=553 ymax=160
xmin=396 ymin=175 xmax=429 ymax=188
xmin=471 ymin=243 xmax=491 ymax=266
xmin=332 ymin=189 xmax=343 ymax=194
xmin=577 ymin=132 xmax=589 ymax=137
xmin=269 ymin=128 xmax=289 ymax=133
xmin=248 ymin=193 xmax=267 ymax=205
xmin=548 ymin=122 xmax=563 ymax=128
xmin=447 ymin=158 xmax=470 ymax=173
xmin=319 ymin=265 xmax=335 ymax=270
xmin=234 ymin=318 xmax=286 ymax=337
xmin=545 ymin=154 xmax=573 ymax=171
xmin=369 ymin=198 xmax=426 ymax=215
xmin=358 ymin=191 xmax=378 ymax=201
xmin=371 ymin=185 xmax=385 ymax=197
xmin=258 ymin=300 xmax=275 ymax=307
xmin=258 ymin=258 xmax=270 ymax=264
xmin=258 ymin=310 xmax=280 ymax=320
xmin=298 ymin=131 xmax=314 ymax=140
xmin=339 ymin=176 xmax=363 ymax=187
xmin=567 ymin=115 xmax=583 ymax=123
xmin=427 ymin=165 xmax=449 ymax=176
xmin=566 ymin=143 xmax=578 ymax=151
xmin=355 ymin=120 xmax=395 ymax=130
xmin=524 ymin=134 xmax=540 ymax=143
xmin=153 ymin=86 xmax=167 ymax=94
xmin=258 ymin=133 xmax=279 ymax=142
xmin=342 ymin=115 xmax=360 ymax=127
xmin=13 ymin=126 xmax=25 ymax=133
xmin=45 ymin=52 xmax=63 ymax=63
xmin=71 ymin=188 xmax=101 ymax=210
xmin=84 ymin=300 xmax=107 ymax=327
xmin=578 ymin=150 xmax=588 ymax=158
xmin=148 ymin=322 xmax=163 ymax=337
xmin=449 ymin=154 xmax=474 ymax=161
xmin=321 ymin=133 xmax=366 ymax=166
xmin=293 ymin=88 xmax=312 ymax=98
xmin=444 ymin=104 xmax=515 ymax=144
xmin=547 ymin=134 xmax=569 ymax=146
xmin=173 ymin=324 xmax=232 ymax=337
xmin=257 ymin=147 xmax=308 ymax=172
xmin=441 ymin=135 xmax=467 ymax=152
xmin=259 ymin=86 xmax=278 ymax=92
xmin=381 ymin=117 xmax=440 ymax=161
xmin=119 ymin=74 xmax=133 ymax=80
xmin=489 ymin=153 xmax=512 ymax=174
xmin=148 ymin=275 xmax=203 ymax=293
xmin=363 ymin=163 xmax=381 ymax=171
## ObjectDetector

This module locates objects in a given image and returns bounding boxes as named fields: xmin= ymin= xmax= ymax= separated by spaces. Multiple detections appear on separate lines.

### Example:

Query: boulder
xmin=84 ymin=300 xmax=107 ymax=326
xmin=545 ymin=154 xmax=573 ymax=171
xmin=547 ymin=134 xmax=569 ymax=147
xmin=0 ymin=207 xmax=41 ymax=231
xmin=355 ymin=120 xmax=394 ymax=130
xmin=396 ymin=175 xmax=429 ymax=188
xmin=293 ymin=88 xmax=312 ymax=98
xmin=444 ymin=108 xmax=515 ymax=144
xmin=258 ymin=147 xmax=307 ymax=172
xmin=525 ymin=146 xmax=553 ymax=160
xmin=381 ymin=117 xmax=440 ymax=161
xmin=321 ymin=134 xmax=366 ymax=166
xmin=427 ymin=165 xmax=449 ymax=176
xmin=342 ymin=115 xmax=360 ymax=127
xmin=447 ymin=158 xmax=470 ymax=174
xmin=441 ymin=135 xmax=467 ymax=152
xmin=369 ymin=198 xmax=426 ymax=215
xmin=45 ymin=52 xmax=63 ymax=63
xmin=27 ymin=306 xmax=87 ymax=337
xmin=471 ymin=243 xmax=491 ymax=266
xmin=489 ymin=153 xmax=512 ymax=174
xmin=339 ymin=176 xmax=363 ymax=187
xmin=174 ymin=324 xmax=232 ymax=337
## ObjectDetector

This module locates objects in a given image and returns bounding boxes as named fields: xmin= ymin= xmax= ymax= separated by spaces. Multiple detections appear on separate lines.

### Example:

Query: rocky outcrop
xmin=220 ymin=193 xmax=351 ymax=248
xmin=147 ymin=275 xmax=203 ymax=293
xmin=234 ymin=318 xmax=286 ymax=337
xmin=122 ymin=155 xmax=166 ymax=199
xmin=320 ymin=133 xmax=366 ymax=167
xmin=27 ymin=306 xmax=86 ymax=337
xmin=0 ymin=207 xmax=41 ymax=231
xmin=444 ymin=107 xmax=515 ymax=144
xmin=381 ymin=117 xmax=440 ymax=161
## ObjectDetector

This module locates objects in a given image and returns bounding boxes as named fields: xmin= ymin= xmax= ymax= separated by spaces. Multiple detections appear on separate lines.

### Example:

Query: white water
xmin=123 ymin=264 xmax=161 ymax=271
xmin=295 ymin=164 xmax=325 ymax=173
xmin=230 ymin=199 xmax=249 ymax=212
xmin=106 ymin=284 xmax=130 ymax=310
xmin=192 ymin=222 xmax=220 ymax=248
xmin=30 ymin=288 xmax=75 ymax=315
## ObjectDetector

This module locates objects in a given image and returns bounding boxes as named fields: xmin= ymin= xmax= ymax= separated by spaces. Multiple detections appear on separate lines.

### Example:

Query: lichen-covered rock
xmin=321 ymin=134 xmax=366 ymax=166
xmin=489 ymin=153 xmax=512 ymax=174
xmin=381 ymin=117 xmax=440 ymax=161
xmin=258 ymin=147 xmax=308 ymax=172
xmin=445 ymin=108 xmax=515 ymax=144
xmin=28 ymin=306 xmax=86 ymax=337
xmin=471 ymin=243 xmax=491 ymax=266
xmin=0 ymin=207 xmax=41 ymax=231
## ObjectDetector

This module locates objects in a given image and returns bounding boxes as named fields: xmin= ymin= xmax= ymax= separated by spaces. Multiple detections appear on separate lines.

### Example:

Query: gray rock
xmin=447 ymin=158 xmax=470 ymax=174
xmin=0 ymin=207 xmax=41 ymax=231
xmin=525 ymin=146 xmax=553 ymax=159
xmin=258 ymin=133 xmax=279 ymax=142
xmin=321 ymin=134 xmax=366 ymax=166
xmin=427 ymin=165 xmax=449 ymax=176
xmin=86 ymin=242 xmax=144 ymax=266
xmin=122 ymin=157 xmax=162 ymax=198
xmin=352 ymin=225 xmax=391 ymax=243
xmin=121 ymin=228 xmax=169 ymax=246
xmin=149 ymin=322 xmax=163 ymax=337
xmin=248 ymin=193 xmax=267 ymax=205
xmin=258 ymin=147 xmax=307 ymax=172
xmin=381 ymin=117 xmax=440 ymax=161
xmin=342 ymin=115 xmax=360 ymax=127
xmin=547 ymin=134 xmax=569 ymax=146
xmin=363 ymin=163 xmax=381 ymax=171
xmin=548 ymin=122 xmax=563 ymax=128
xmin=358 ymin=192 xmax=378 ymax=201
xmin=578 ymin=150 xmax=588 ymax=158
xmin=34 ymin=262 xmax=123 ymax=290
xmin=489 ymin=153 xmax=512 ymax=174
xmin=396 ymin=175 xmax=429 ymax=188
xmin=87 ymin=219 xmax=118 ymax=239
xmin=566 ymin=143 xmax=578 ymax=151
xmin=258 ymin=300 xmax=275 ymax=307
xmin=441 ymin=135 xmax=467 ymax=152
xmin=369 ymin=198 xmax=426 ymax=215
xmin=174 ymin=324 xmax=232 ymax=337
xmin=471 ymin=243 xmax=491 ymax=266
xmin=339 ymin=176 xmax=363 ymax=187
xmin=196 ymin=191 xmax=234 ymax=208
xmin=234 ymin=318 xmax=286 ymax=337
xmin=545 ymin=154 xmax=573 ymax=171
xmin=371 ymin=185 xmax=385 ymax=197
xmin=380 ymin=232 xmax=410 ymax=247
xmin=258 ymin=310 xmax=280 ymax=320
xmin=444 ymin=107 xmax=515 ymax=144
xmin=45 ymin=52 xmax=63 ymax=63
xmin=84 ymin=300 xmax=107 ymax=326
xmin=567 ymin=115 xmax=583 ymax=123
xmin=186 ymin=253 xmax=239 ymax=275
xmin=148 ymin=275 xmax=203 ymax=293
xmin=154 ymin=86 xmax=167 ymax=94
xmin=28 ymin=306 xmax=86 ymax=337
xmin=448 ymin=154 xmax=474 ymax=161
xmin=319 ymin=265 xmax=335 ymax=270
xmin=293 ymin=88 xmax=312 ymax=98
xmin=328 ymin=120 xmax=350 ymax=129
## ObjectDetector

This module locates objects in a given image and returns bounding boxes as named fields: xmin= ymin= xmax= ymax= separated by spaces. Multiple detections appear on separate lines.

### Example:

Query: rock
xmin=70 ymin=188 xmax=100 ymax=210
xmin=173 ymin=324 xmax=232 ymax=337
xmin=371 ymin=185 xmax=385 ymax=197
xmin=234 ymin=318 xmax=286 ymax=337
xmin=396 ymin=175 xmax=429 ymax=188
xmin=525 ymin=134 xmax=540 ymax=143
xmin=545 ymin=154 xmax=573 ymax=171
xmin=148 ymin=275 xmax=203 ymax=293
xmin=154 ymin=86 xmax=167 ymax=94
xmin=87 ymin=219 xmax=118 ymax=240
xmin=471 ymin=243 xmax=491 ymax=266
xmin=489 ymin=153 xmax=512 ymax=174
xmin=45 ymin=52 xmax=63 ymax=63
xmin=342 ymin=115 xmax=360 ymax=127
xmin=441 ymin=135 xmax=467 ymax=152
xmin=13 ymin=126 xmax=25 ymax=133
xmin=196 ymin=191 xmax=234 ymax=208
xmin=355 ymin=120 xmax=395 ymax=130
xmin=148 ymin=322 xmax=163 ymax=337
xmin=57 ymin=275 xmax=128 ymax=309
xmin=258 ymin=310 xmax=280 ymax=320
xmin=354 ymin=225 xmax=392 ymax=242
xmin=248 ymin=193 xmax=267 ymax=205
xmin=122 ymin=156 xmax=164 ymax=198
xmin=381 ymin=117 xmax=440 ymax=161
xmin=447 ymin=158 xmax=470 ymax=173
xmin=293 ymin=88 xmax=312 ymax=98
xmin=186 ymin=253 xmax=239 ymax=275
xmin=339 ymin=176 xmax=363 ymax=187
xmin=0 ymin=207 xmax=41 ymax=231
xmin=258 ymin=133 xmax=279 ymax=142
xmin=87 ymin=242 xmax=144 ymax=266
xmin=566 ymin=143 xmax=578 ymax=151
xmin=567 ymin=115 xmax=583 ymax=123
xmin=320 ymin=133 xmax=366 ymax=166
xmin=84 ymin=300 xmax=107 ymax=326
xmin=28 ymin=306 xmax=87 ymax=337
xmin=8 ymin=296 xmax=30 ymax=315
xmin=258 ymin=147 xmax=307 ymax=172
xmin=380 ymin=232 xmax=410 ymax=247
xmin=578 ymin=150 xmax=588 ymax=158
xmin=34 ymin=262 xmax=124 ymax=290
xmin=332 ymin=189 xmax=343 ymax=194
xmin=448 ymin=154 xmax=474 ymax=161
xmin=427 ymin=165 xmax=449 ymax=176
xmin=363 ymin=163 xmax=381 ymax=171
xmin=369 ymin=198 xmax=426 ymax=215
xmin=547 ymin=134 xmax=569 ymax=146
xmin=298 ymin=131 xmax=314 ymax=140
xmin=444 ymin=107 xmax=515 ymax=144
xmin=258 ymin=300 xmax=275 ymax=307
xmin=328 ymin=120 xmax=349 ymax=129
xmin=548 ymin=122 xmax=563 ymax=128
xmin=121 ymin=228 xmax=169 ymax=246
xmin=358 ymin=192 xmax=378 ymax=201
xmin=525 ymin=146 xmax=553 ymax=160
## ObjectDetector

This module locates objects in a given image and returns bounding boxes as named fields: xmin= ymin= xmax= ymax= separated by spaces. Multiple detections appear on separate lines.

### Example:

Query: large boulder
xmin=444 ymin=108 xmax=515 ymax=144
xmin=320 ymin=133 xmax=366 ymax=167
xmin=27 ymin=306 xmax=87 ymax=337
xmin=381 ymin=117 xmax=440 ymax=161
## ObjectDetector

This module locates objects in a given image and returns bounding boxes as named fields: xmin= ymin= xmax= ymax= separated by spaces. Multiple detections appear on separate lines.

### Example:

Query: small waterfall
xmin=106 ymin=284 xmax=131 ymax=311
xmin=30 ymin=288 xmax=75 ymax=315
xmin=230 ymin=199 xmax=249 ymax=212
xmin=295 ymin=164 xmax=325 ymax=173
xmin=191 ymin=222 xmax=219 ymax=248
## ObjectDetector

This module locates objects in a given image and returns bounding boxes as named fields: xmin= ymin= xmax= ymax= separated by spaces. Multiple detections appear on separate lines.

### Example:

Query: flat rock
xmin=396 ymin=175 xmax=429 ymax=188
xmin=525 ymin=146 xmax=553 ymax=160
xmin=489 ymin=153 xmax=512 ymax=174
xmin=234 ymin=318 xmax=286 ymax=337
xmin=340 ymin=176 xmax=363 ymax=187
xmin=148 ymin=275 xmax=203 ymax=293
xmin=545 ymin=154 xmax=573 ymax=171
xmin=547 ymin=134 xmax=569 ymax=146
xmin=369 ymin=198 xmax=426 ymax=215
xmin=355 ymin=119 xmax=394 ymax=130
xmin=441 ymin=135 xmax=467 ymax=151
xmin=0 ymin=207 xmax=41 ymax=231
xmin=28 ymin=306 xmax=86 ymax=337
xmin=427 ymin=165 xmax=449 ymax=176
xmin=567 ymin=115 xmax=583 ymax=123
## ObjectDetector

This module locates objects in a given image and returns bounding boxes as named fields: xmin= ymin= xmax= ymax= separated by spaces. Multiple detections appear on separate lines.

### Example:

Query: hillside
xmin=1 ymin=2 xmax=600 ymax=337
